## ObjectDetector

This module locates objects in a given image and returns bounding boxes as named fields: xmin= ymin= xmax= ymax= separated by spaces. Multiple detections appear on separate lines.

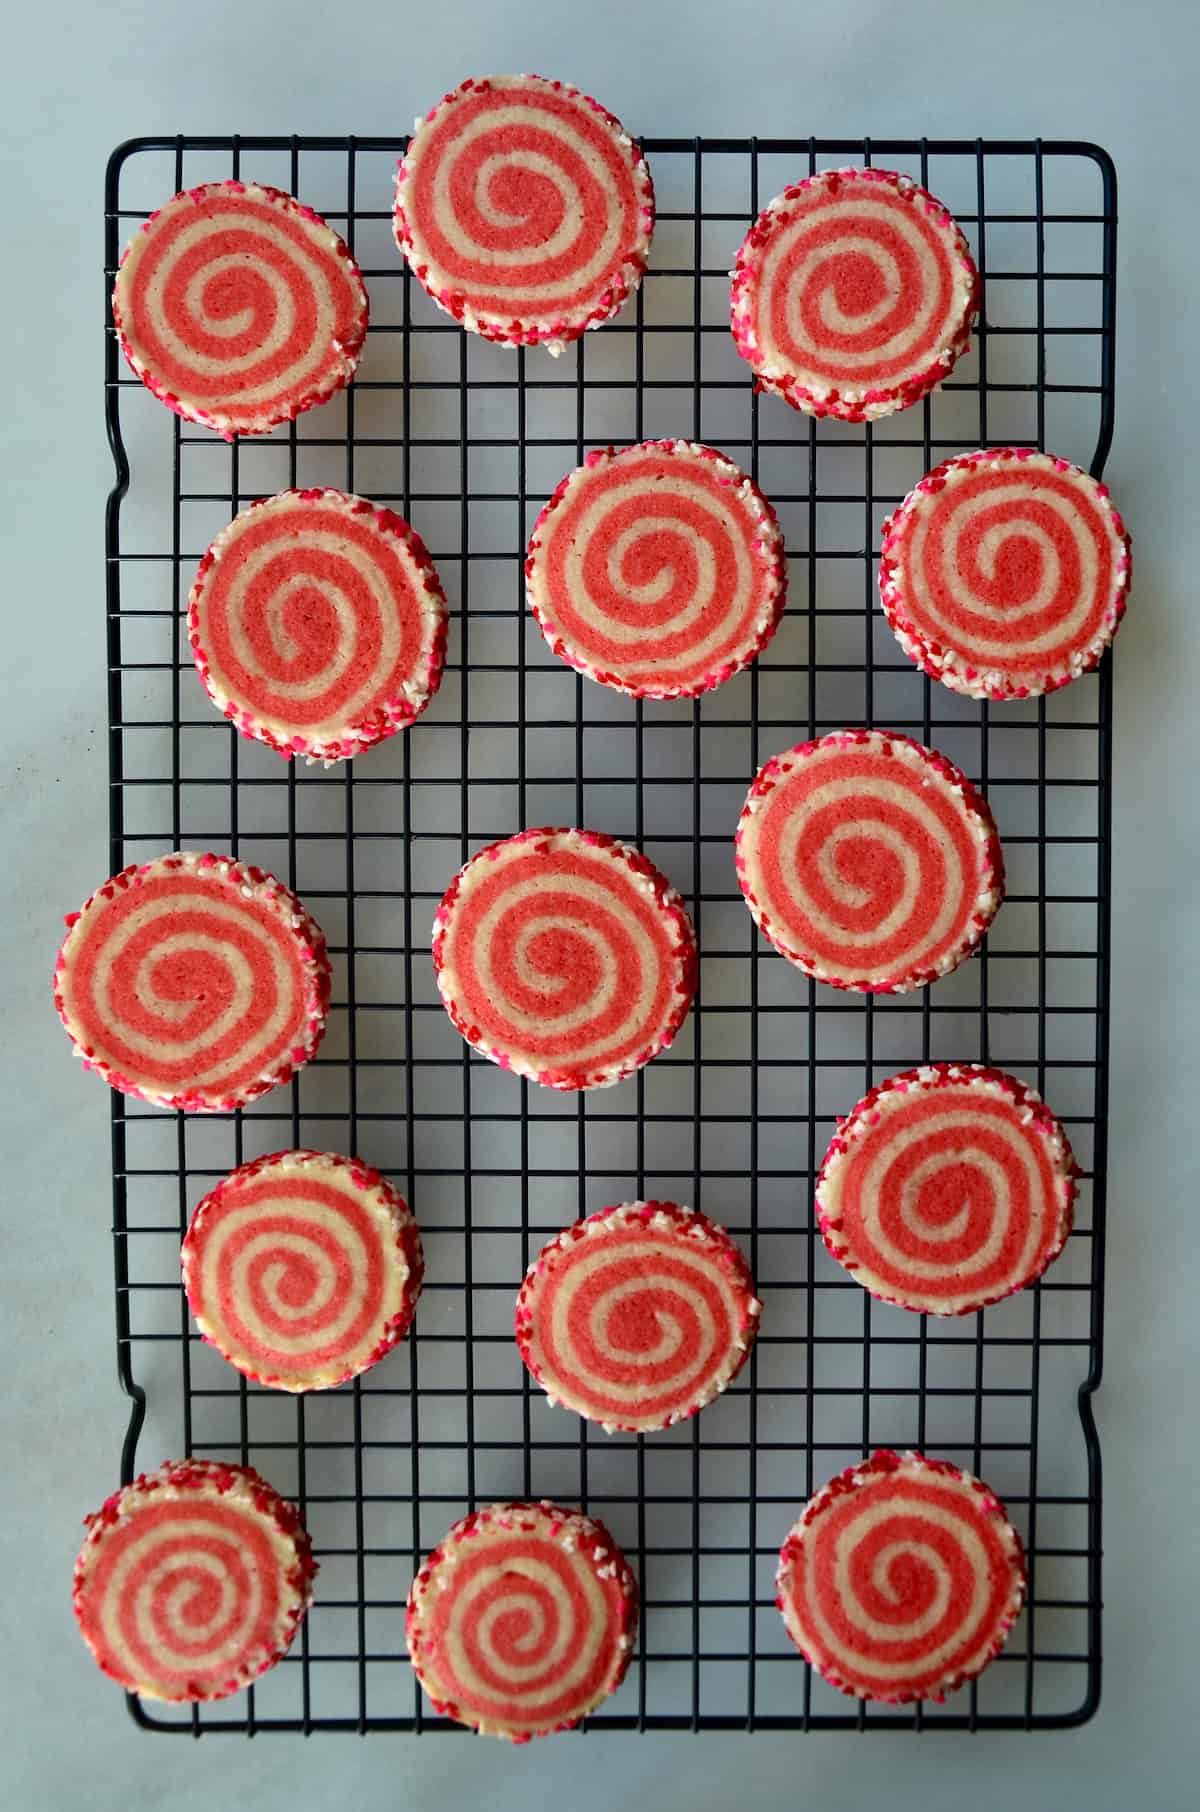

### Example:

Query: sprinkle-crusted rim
xmin=730 ymin=167 xmax=980 ymax=423
xmin=776 ymin=1448 xmax=1027 ymax=1704
xmin=52 ymin=850 xmax=332 ymax=1112
xmin=405 ymin=1498 xmax=639 ymax=1740
xmin=515 ymin=1201 xmax=762 ymax=1432
xmin=181 ymin=1148 xmax=425 ymax=1391
xmin=815 ymin=1063 xmax=1079 ymax=1317
xmin=394 ymin=73 xmax=656 ymax=354
xmin=431 ymin=827 xmax=698 ymax=1090
xmin=73 ymin=1458 xmax=317 ymax=1704
xmin=187 ymin=488 xmax=449 ymax=764
xmin=524 ymin=440 xmax=788 ymax=698
xmin=878 ymin=446 xmax=1133 ymax=701
xmin=112 ymin=180 xmax=369 ymax=440
xmin=734 ymin=729 xmax=1005 ymax=994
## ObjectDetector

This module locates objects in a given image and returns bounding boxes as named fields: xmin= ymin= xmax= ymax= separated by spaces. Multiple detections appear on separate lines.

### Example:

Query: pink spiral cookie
xmin=880 ymin=448 xmax=1133 ymax=700
xmin=525 ymin=441 xmax=786 ymax=698
xmin=817 ymin=1065 xmax=1077 ymax=1316
xmin=73 ymin=1459 xmax=316 ymax=1703
xmin=53 ymin=851 xmax=331 ymax=1111
xmin=730 ymin=168 xmax=979 ymax=422
xmin=736 ymin=731 xmax=1003 ymax=994
xmin=182 ymin=1150 xmax=424 ymax=1391
xmin=777 ymin=1450 xmax=1026 ymax=1703
xmin=516 ymin=1202 xmax=761 ymax=1433
xmin=433 ymin=828 xmax=697 ymax=1090
xmin=394 ymin=74 xmax=654 ymax=352
xmin=188 ymin=489 xmax=448 ymax=763
xmin=407 ymin=1500 xmax=638 ymax=1740
xmin=113 ymin=181 xmax=368 ymax=438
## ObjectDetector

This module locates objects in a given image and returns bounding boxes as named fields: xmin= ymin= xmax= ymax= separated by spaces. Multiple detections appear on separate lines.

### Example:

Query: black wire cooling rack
xmin=102 ymin=135 xmax=1115 ymax=1734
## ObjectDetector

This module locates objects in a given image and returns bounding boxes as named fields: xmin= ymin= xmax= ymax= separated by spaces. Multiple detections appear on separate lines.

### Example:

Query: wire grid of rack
xmin=103 ymin=134 xmax=1115 ymax=1734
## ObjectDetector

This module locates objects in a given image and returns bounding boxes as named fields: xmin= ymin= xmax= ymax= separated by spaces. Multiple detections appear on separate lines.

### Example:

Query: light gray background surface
xmin=2 ymin=2 xmax=1195 ymax=1807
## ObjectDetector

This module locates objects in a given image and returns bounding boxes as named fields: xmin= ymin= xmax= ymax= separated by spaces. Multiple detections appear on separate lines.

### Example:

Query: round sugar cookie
xmin=73 ymin=1459 xmax=316 ymax=1703
xmin=188 ymin=488 xmax=447 ymax=763
xmin=776 ymin=1450 xmax=1026 ymax=1703
xmin=735 ymin=731 xmax=1003 ymax=993
xmin=182 ymin=1149 xmax=424 ymax=1390
xmin=407 ymin=1500 xmax=638 ymax=1739
xmin=433 ymin=827 xmax=697 ymax=1089
xmin=730 ymin=167 xmax=978 ymax=422
xmin=525 ymin=440 xmax=786 ymax=698
xmin=395 ymin=73 xmax=654 ymax=351
xmin=879 ymin=447 xmax=1132 ymax=700
xmin=816 ymin=1064 xmax=1076 ymax=1315
xmin=516 ymin=1201 xmax=761 ymax=1432
xmin=113 ymin=180 xmax=367 ymax=437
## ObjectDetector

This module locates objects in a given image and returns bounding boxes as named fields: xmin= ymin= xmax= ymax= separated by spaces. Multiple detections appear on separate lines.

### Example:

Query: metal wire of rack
xmin=102 ymin=135 xmax=1115 ymax=1734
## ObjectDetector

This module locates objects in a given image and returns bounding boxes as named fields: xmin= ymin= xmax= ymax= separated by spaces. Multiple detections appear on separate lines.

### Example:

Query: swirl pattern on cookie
xmin=817 ymin=1065 xmax=1076 ymax=1316
xmin=731 ymin=167 xmax=978 ymax=421
xmin=188 ymin=489 xmax=448 ymax=762
xmin=182 ymin=1149 xmax=424 ymax=1390
xmin=395 ymin=74 xmax=654 ymax=350
xmin=525 ymin=441 xmax=786 ymax=698
xmin=433 ymin=828 xmax=697 ymax=1089
xmin=879 ymin=448 xmax=1132 ymax=699
xmin=73 ymin=1459 xmax=316 ymax=1703
xmin=407 ymin=1500 xmax=637 ymax=1739
xmin=113 ymin=181 xmax=367 ymax=437
xmin=516 ymin=1202 xmax=761 ymax=1431
xmin=735 ymin=731 xmax=1003 ymax=993
xmin=776 ymin=1450 xmax=1026 ymax=1702
xmin=53 ymin=851 xmax=331 ymax=1111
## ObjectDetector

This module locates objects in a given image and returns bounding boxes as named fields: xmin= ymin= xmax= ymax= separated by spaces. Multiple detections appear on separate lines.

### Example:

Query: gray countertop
xmin=2 ymin=2 xmax=1195 ymax=1807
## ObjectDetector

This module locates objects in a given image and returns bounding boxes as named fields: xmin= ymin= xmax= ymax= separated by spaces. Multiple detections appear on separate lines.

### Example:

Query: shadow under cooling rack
xmin=104 ymin=135 xmax=1114 ymax=1735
